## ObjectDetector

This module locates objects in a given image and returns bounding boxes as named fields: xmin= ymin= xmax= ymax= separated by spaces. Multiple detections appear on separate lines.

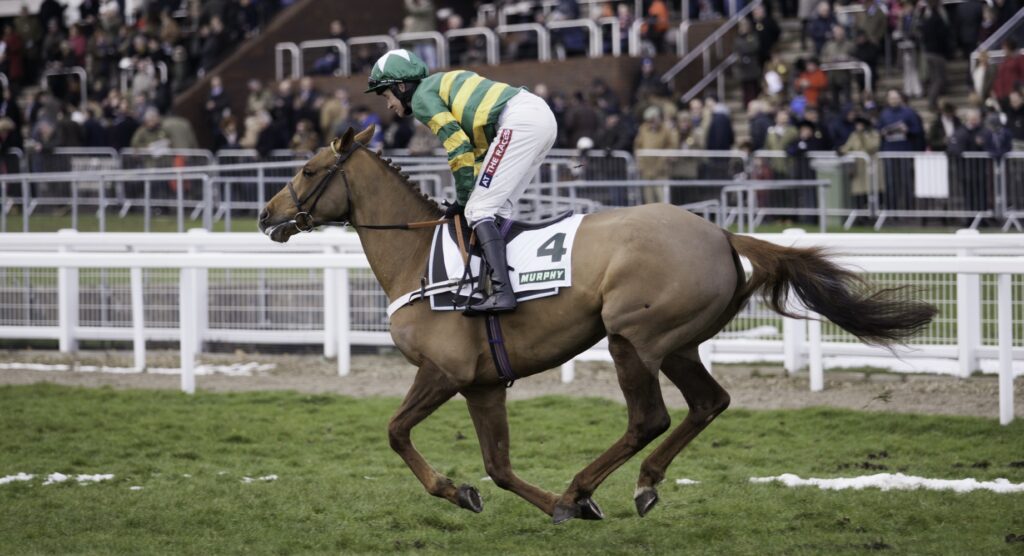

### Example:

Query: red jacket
xmin=993 ymin=53 xmax=1024 ymax=100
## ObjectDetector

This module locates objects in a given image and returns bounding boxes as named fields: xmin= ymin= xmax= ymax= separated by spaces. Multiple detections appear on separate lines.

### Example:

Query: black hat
xmin=797 ymin=119 xmax=817 ymax=131
xmin=853 ymin=114 xmax=872 ymax=127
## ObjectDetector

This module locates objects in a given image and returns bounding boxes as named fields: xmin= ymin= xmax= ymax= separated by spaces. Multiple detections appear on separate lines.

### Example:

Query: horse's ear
xmin=337 ymin=127 xmax=355 ymax=151
xmin=354 ymin=124 xmax=376 ymax=145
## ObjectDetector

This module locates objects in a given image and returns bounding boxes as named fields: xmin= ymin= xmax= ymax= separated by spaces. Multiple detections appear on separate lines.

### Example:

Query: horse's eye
xmin=302 ymin=168 xmax=315 ymax=177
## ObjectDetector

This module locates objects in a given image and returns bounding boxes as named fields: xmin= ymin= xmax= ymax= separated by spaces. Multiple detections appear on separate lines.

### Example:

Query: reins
xmin=285 ymin=138 xmax=450 ymax=233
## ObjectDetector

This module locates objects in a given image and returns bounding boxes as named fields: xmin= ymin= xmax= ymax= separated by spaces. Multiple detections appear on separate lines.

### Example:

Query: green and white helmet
xmin=365 ymin=49 xmax=429 ymax=94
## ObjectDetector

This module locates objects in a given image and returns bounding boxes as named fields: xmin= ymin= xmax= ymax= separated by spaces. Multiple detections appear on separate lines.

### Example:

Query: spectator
xmin=733 ymin=19 xmax=762 ymax=106
xmin=290 ymin=119 xmax=321 ymax=152
xmin=214 ymin=115 xmax=241 ymax=151
xmin=246 ymin=79 xmax=273 ymax=116
xmin=403 ymin=0 xmax=437 ymax=68
xmin=751 ymin=5 xmax=780 ymax=66
xmin=271 ymin=80 xmax=296 ymax=132
xmin=993 ymin=39 xmax=1024 ymax=108
xmin=596 ymin=111 xmax=634 ymax=151
xmin=955 ymin=0 xmax=984 ymax=56
xmin=0 ymin=118 xmax=18 ymax=155
xmin=926 ymin=102 xmax=962 ymax=151
xmin=972 ymin=51 xmax=995 ymax=101
xmin=550 ymin=0 xmax=587 ymax=58
xmin=802 ymin=107 xmax=834 ymax=149
xmin=634 ymin=57 xmax=670 ymax=103
xmin=320 ymin=88 xmax=353 ymax=139
xmin=765 ymin=109 xmax=798 ymax=176
xmin=796 ymin=58 xmax=828 ymax=108
xmin=704 ymin=96 xmax=735 ymax=179
xmin=255 ymin=110 xmax=290 ymax=157
xmin=978 ymin=4 xmax=999 ymax=46
xmin=293 ymin=77 xmax=321 ymax=130
xmin=564 ymin=91 xmax=601 ymax=150
xmin=748 ymin=99 xmax=774 ymax=151
xmin=855 ymin=0 xmax=887 ymax=77
xmin=352 ymin=106 xmax=383 ymax=150
xmin=1005 ymin=90 xmax=1024 ymax=150
xmin=198 ymin=15 xmax=228 ymax=76
xmin=162 ymin=113 xmax=199 ymax=149
xmin=407 ymin=119 xmax=440 ymax=155
xmin=130 ymin=107 xmax=171 ymax=150
xmin=920 ymin=0 xmax=953 ymax=111
xmin=634 ymin=106 xmax=678 ymax=204
xmin=879 ymin=90 xmax=924 ymax=211
xmin=947 ymin=109 xmax=988 ymax=211
xmin=310 ymin=19 xmax=348 ymax=75
xmin=108 ymin=98 xmax=139 ymax=150
xmin=822 ymin=25 xmax=855 ymax=106
xmin=205 ymin=75 xmax=230 ymax=129
xmin=384 ymin=112 xmax=414 ymax=149
xmin=641 ymin=0 xmax=670 ymax=54
xmin=671 ymin=112 xmax=705 ymax=181
xmin=806 ymin=2 xmax=835 ymax=56
xmin=786 ymin=119 xmax=829 ymax=177
xmin=838 ymin=114 xmax=880 ymax=208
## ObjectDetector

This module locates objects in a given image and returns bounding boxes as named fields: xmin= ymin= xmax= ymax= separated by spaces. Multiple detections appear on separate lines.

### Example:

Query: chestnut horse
xmin=259 ymin=126 xmax=936 ymax=524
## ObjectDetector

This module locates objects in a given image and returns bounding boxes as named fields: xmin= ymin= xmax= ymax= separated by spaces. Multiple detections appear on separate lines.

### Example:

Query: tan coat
xmin=634 ymin=122 xmax=679 ymax=203
xmin=838 ymin=129 xmax=881 ymax=195
xmin=763 ymin=125 xmax=797 ymax=175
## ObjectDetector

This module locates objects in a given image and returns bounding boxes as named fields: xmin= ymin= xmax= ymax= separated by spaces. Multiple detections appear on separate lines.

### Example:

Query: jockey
xmin=365 ymin=49 xmax=557 ymax=314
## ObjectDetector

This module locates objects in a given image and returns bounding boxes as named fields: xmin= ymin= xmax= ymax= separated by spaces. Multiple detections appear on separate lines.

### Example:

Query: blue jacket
xmin=877 ymin=106 xmax=923 ymax=151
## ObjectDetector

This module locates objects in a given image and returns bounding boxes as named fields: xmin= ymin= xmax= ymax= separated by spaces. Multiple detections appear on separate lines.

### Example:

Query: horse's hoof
xmin=456 ymin=484 xmax=483 ymax=513
xmin=634 ymin=486 xmax=659 ymax=517
xmin=578 ymin=497 xmax=605 ymax=520
xmin=552 ymin=502 xmax=579 ymax=525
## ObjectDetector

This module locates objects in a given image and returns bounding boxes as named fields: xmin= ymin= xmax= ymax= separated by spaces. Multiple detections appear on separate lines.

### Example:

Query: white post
xmin=187 ymin=229 xmax=208 ymax=356
xmin=561 ymin=358 xmax=575 ymax=383
xmin=782 ymin=229 xmax=806 ymax=374
xmin=56 ymin=229 xmax=78 ymax=353
xmin=179 ymin=266 xmax=196 ymax=394
xmin=956 ymin=229 xmax=980 ymax=378
xmin=130 ymin=266 xmax=146 ymax=371
xmin=997 ymin=274 xmax=1014 ymax=425
xmin=322 ymin=231 xmax=343 ymax=358
xmin=808 ymin=315 xmax=823 ymax=392
xmin=336 ymin=268 xmax=350 ymax=376
xmin=698 ymin=342 xmax=713 ymax=375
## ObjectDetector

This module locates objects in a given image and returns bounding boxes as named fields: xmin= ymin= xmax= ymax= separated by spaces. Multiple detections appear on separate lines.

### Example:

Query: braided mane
xmin=370 ymin=149 xmax=443 ymax=216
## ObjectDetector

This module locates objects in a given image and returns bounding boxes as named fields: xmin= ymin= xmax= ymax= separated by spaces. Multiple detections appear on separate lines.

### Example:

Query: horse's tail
xmin=726 ymin=233 xmax=937 ymax=346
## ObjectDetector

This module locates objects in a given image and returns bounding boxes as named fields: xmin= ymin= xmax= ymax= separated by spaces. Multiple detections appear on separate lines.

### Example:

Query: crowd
xmin=0 ymin=0 xmax=289 ymax=160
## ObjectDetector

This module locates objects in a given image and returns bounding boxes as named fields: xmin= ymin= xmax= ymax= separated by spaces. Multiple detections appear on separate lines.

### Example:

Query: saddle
xmin=446 ymin=210 xmax=577 ymax=252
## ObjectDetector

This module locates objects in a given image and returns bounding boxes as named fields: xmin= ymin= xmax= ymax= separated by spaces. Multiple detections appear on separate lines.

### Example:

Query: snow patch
xmin=750 ymin=473 xmax=1024 ymax=493
xmin=0 ymin=473 xmax=34 ymax=485
xmin=241 ymin=475 xmax=278 ymax=484
xmin=674 ymin=478 xmax=700 ymax=485
xmin=0 ymin=362 xmax=276 ymax=376
xmin=129 ymin=486 xmax=144 ymax=491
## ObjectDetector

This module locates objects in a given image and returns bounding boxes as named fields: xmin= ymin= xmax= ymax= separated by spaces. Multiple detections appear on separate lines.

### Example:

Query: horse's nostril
xmin=259 ymin=209 xmax=269 ymax=222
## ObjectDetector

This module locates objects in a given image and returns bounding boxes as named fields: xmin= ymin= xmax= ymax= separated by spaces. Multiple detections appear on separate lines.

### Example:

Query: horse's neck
xmin=348 ymin=155 xmax=439 ymax=300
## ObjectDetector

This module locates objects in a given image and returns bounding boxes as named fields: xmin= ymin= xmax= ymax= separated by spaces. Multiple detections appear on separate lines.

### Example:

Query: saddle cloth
xmin=386 ymin=213 xmax=585 ymax=317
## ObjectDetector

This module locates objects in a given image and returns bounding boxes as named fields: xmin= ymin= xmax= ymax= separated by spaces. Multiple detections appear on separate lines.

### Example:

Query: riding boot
xmin=466 ymin=220 xmax=518 ymax=314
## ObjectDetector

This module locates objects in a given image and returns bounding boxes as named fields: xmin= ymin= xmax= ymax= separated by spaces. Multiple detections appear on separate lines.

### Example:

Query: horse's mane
xmin=368 ymin=148 xmax=443 ymax=216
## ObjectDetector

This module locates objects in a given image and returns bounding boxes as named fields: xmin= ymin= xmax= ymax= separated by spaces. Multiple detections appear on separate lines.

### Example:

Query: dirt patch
xmin=0 ymin=349 xmax=1021 ymax=419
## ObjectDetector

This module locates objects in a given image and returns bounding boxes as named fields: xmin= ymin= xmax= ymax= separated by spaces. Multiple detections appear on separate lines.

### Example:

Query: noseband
xmin=286 ymin=139 xmax=356 ymax=232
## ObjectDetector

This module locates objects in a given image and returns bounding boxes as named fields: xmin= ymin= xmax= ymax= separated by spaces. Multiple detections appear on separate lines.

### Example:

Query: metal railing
xmin=661 ymin=0 xmax=762 ymax=84
xmin=445 ymin=27 xmax=500 ymax=65
xmin=821 ymin=60 xmax=873 ymax=93
xmin=971 ymin=4 xmax=1024 ymax=74
xmin=548 ymin=18 xmax=603 ymax=58
xmin=495 ymin=23 xmax=552 ymax=62
xmin=41 ymin=67 xmax=88 ymax=107
xmin=275 ymin=43 xmax=300 ymax=81
xmin=299 ymin=39 xmax=350 ymax=76
xmin=397 ymin=31 xmax=450 ymax=68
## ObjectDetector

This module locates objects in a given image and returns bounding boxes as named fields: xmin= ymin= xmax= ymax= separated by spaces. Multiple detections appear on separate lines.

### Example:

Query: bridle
xmin=284 ymin=139 xmax=446 ymax=232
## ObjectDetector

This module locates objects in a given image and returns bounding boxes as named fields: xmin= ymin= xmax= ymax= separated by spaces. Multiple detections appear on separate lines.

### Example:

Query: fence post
xmin=956 ymin=229 xmax=980 ymax=378
xmin=179 ymin=263 xmax=197 ymax=394
xmin=337 ymin=267 xmax=350 ymax=377
xmin=561 ymin=358 xmax=575 ymax=383
xmin=187 ymin=229 xmax=208 ymax=356
xmin=782 ymin=229 xmax=805 ymax=374
xmin=202 ymin=175 xmax=213 ymax=230
xmin=322 ymin=232 xmax=341 ymax=359
xmin=130 ymin=266 xmax=146 ymax=371
xmin=808 ymin=313 xmax=823 ymax=392
xmin=56 ymin=229 xmax=78 ymax=353
xmin=698 ymin=341 xmax=713 ymax=375
xmin=997 ymin=273 xmax=1014 ymax=425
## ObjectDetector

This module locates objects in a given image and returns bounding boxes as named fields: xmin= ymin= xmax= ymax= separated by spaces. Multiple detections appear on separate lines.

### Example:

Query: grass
xmin=1 ymin=385 xmax=1023 ymax=555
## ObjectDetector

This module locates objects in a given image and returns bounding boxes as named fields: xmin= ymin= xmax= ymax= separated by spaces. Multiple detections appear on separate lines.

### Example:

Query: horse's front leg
xmin=462 ymin=384 xmax=561 ymax=516
xmin=388 ymin=362 xmax=480 ymax=512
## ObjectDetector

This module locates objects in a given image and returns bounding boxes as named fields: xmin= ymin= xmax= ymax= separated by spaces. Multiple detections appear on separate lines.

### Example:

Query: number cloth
xmin=385 ymin=214 xmax=586 ymax=317
xmin=411 ymin=72 xmax=556 ymax=222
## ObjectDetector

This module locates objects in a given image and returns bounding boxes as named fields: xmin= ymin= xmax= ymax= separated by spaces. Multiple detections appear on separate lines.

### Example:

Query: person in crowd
xmin=751 ymin=5 xmax=780 ymax=66
xmin=671 ymin=112 xmax=705 ymax=182
xmin=878 ymin=90 xmax=924 ymax=210
xmin=786 ymin=119 xmax=828 ymax=177
xmin=564 ymin=91 xmax=602 ymax=150
xmin=764 ymin=109 xmax=798 ymax=177
xmin=246 ymin=79 xmax=273 ymax=117
xmin=641 ymin=0 xmax=670 ymax=53
xmin=947 ymin=109 xmax=989 ymax=211
xmin=733 ymin=19 xmax=762 ymax=106
xmin=290 ymin=118 xmax=321 ymax=153
xmin=703 ymin=95 xmax=734 ymax=179
xmin=403 ymin=0 xmax=437 ymax=67
xmin=855 ymin=0 xmax=887 ymax=77
xmin=162 ymin=112 xmax=199 ymax=149
xmin=955 ymin=0 xmax=984 ymax=57
xmin=205 ymin=75 xmax=230 ymax=130
xmin=634 ymin=105 xmax=678 ymax=204
xmin=596 ymin=110 xmax=635 ymax=152
xmin=796 ymin=58 xmax=828 ymax=109
xmin=748 ymin=99 xmax=775 ymax=151
xmin=926 ymin=102 xmax=962 ymax=151
xmin=978 ymin=4 xmax=999 ymax=46
xmin=821 ymin=25 xmax=855 ymax=107
xmin=802 ymin=107 xmax=834 ymax=149
xmin=806 ymin=2 xmax=835 ymax=56
xmin=972 ymin=51 xmax=996 ymax=101
xmin=919 ymin=0 xmax=953 ymax=112
xmin=1005 ymin=90 xmax=1024 ymax=151
xmin=310 ymin=19 xmax=349 ymax=75
xmin=130 ymin=107 xmax=170 ymax=149
xmin=993 ymin=39 xmax=1024 ymax=109
xmin=320 ymin=88 xmax=353 ymax=139
xmin=214 ymin=115 xmax=241 ymax=151
xmin=293 ymin=77 xmax=322 ymax=130
xmin=838 ymin=114 xmax=881 ymax=209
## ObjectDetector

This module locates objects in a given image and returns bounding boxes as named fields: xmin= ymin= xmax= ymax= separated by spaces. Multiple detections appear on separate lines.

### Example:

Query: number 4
xmin=537 ymin=233 xmax=567 ymax=262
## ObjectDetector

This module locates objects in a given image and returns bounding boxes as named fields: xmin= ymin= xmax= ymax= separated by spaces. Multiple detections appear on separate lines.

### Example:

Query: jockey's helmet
xmin=364 ymin=49 xmax=429 ymax=94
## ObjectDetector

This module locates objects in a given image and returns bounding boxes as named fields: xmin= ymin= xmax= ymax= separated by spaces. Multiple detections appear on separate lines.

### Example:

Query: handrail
xmin=628 ymin=19 xmax=643 ymax=56
xmin=41 ymin=67 xmax=88 ymax=107
xmin=821 ymin=60 xmax=873 ymax=93
xmin=348 ymin=35 xmax=398 ymax=53
xmin=679 ymin=53 xmax=737 ymax=103
xmin=477 ymin=3 xmax=497 ymax=25
xmin=495 ymin=23 xmax=551 ymax=62
xmin=971 ymin=8 xmax=1024 ymax=74
xmin=547 ymin=18 xmax=602 ymax=58
xmin=596 ymin=16 xmax=622 ymax=57
xmin=661 ymin=0 xmax=762 ymax=83
xmin=299 ymin=39 xmax=350 ymax=76
xmin=445 ymin=27 xmax=500 ymax=65
xmin=275 ymin=42 xmax=300 ymax=81
xmin=397 ymin=31 xmax=450 ymax=68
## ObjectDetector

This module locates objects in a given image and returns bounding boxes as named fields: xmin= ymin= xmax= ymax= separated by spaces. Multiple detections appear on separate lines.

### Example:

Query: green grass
xmin=1 ymin=385 xmax=1023 ymax=555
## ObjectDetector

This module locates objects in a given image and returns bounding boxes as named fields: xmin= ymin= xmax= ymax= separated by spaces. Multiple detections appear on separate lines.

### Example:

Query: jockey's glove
xmin=442 ymin=201 xmax=463 ymax=219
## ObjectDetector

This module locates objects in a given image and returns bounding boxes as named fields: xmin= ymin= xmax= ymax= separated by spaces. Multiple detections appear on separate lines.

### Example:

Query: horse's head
xmin=258 ymin=125 xmax=375 ymax=243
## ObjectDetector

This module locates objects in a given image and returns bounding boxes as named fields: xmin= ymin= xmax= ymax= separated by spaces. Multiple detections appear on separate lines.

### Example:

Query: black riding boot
xmin=467 ymin=220 xmax=518 ymax=314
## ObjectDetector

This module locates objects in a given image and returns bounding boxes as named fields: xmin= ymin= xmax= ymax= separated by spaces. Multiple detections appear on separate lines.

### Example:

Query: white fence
xmin=0 ymin=228 xmax=1021 ymax=424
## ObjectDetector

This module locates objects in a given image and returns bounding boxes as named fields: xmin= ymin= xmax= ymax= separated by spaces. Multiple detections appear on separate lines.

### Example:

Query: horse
xmin=258 ymin=126 xmax=937 ymax=524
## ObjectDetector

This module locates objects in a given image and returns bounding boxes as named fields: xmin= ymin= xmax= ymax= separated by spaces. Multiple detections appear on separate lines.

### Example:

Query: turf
xmin=1 ymin=384 xmax=1023 ymax=555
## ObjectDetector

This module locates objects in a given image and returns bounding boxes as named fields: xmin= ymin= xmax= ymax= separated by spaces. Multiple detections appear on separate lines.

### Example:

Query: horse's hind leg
xmin=388 ymin=363 xmax=479 ymax=512
xmin=552 ymin=334 xmax=671 ymax=524
xmin=634 ymin=347 xmax=730 ymax=517
xmin=462 ymin=384 xmax=561 ymax=516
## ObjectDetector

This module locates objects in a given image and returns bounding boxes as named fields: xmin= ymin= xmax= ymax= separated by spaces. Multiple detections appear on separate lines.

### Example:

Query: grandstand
xmin=0 ymin=0 xmax=1023 ymax=230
